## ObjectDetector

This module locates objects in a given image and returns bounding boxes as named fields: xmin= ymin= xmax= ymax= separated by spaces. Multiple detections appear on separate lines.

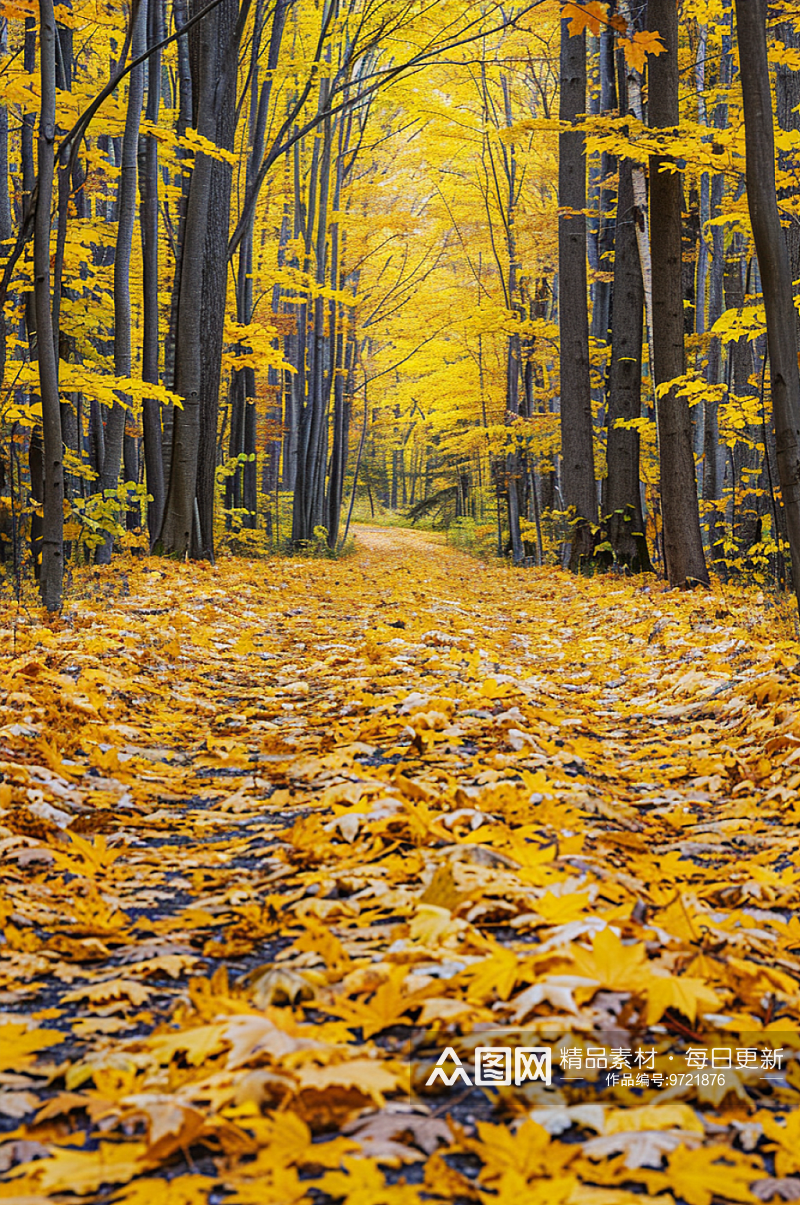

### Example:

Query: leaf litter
xmin=1 ymin=527 xmax=800 ymax=1202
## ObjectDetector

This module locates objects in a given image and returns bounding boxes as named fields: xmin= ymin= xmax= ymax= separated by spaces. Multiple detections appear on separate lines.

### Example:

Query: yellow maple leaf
xmin=535 ymin=890 xmax=592 ymax=925
xmin=216 ymin=1164 xmax=307 ymax=1204
xmin=107 ymin=1175 xmax=216 ymax=1205
xmin=62 ymin=979 xmax=151 ymax=1007
xmin=562 ymin=1 xmax=608 ymax=38
xmin=120 ymin=1094 xmax=206 ymax=1159
xmin=295 ymin=1058 xmax=402 ymax=1104
xmin=408 ymin=903 xmax=459 ymax=946
xmin=666 ymin=1144 xmax=760 ymax=1205
xmin=318 ymin=965 xmax=417 ymax=1037
xmin=318 ymin=1157 xmax=420 ymax=1205
xmin=462 ymin=947 xmax=521 ymax=1003
xmin=761 ymin=1110 xmax=800 ymax=1177
xmin=604 ymin=1103 xmax=704 ymax=1134
xmin=469 ymin=1119 xmax=575 ymax=1184
xmin=567 ymin=927 xmax=647 ymax=992
xmin=477 ymin=1169 xmax=577 ymax=1205
xmin=643 ymin=970 xmax=721 ymax=1025
xmin=10 ymin=1142 xmax=148 ymax=1195
xmin=622 ymin=29 xmax=667 ymax=74
xmin=147 ymin=1023 xmax=229 ymax=1067
xmin=0 ymin=1024 xmax=64 ymax=1073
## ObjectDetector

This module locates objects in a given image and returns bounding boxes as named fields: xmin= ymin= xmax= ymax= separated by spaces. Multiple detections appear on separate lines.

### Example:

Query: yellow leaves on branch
xmin=221 ymin=318 xmax=295 ymax=377
xmin=561 ymin=2 xmax=665 ymax=72
xmin=563 ymin=0 xmax=615 ymax=36
xmin=623 ymin=28 xmax=668 ymax=74
xmin=4 ymin=364 xmax=184 ymax=427
xmin=138 ymin=121 xmax=238 ymax=166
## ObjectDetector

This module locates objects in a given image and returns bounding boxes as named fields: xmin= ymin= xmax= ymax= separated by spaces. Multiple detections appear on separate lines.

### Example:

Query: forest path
xmin=2 ymin=532 xmax=800 ymax=1197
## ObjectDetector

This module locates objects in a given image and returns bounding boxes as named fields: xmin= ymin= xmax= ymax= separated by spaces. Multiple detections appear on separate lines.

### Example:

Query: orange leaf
xmin=561 ymin=1 xmax=608 ymax=37
xmin=623 ymin=28 xmax=667 ymax=73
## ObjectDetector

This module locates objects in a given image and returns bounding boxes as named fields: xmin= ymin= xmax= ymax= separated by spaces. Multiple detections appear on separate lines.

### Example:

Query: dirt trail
xmin=1 ymin=528 xmax=800 ymax=1199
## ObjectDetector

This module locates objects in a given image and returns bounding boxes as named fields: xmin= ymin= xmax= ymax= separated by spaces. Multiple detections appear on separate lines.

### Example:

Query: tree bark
xmin=605 ymin=156 xmax=652 ymax=572
xmin=559 ymin=18 xmax=597 ymax=567
xmin=0 ymin=19 xmax=12 ymax=244
xmin=159 ymin=0 xmax=242 ymax=557
xmin=647 ymin=0 xmax=708 ymax=586
xmin=97 ymin=0 xmax=146 ymax=563
xmin=774 ymin=5 xmax=800 ymax=341
xmin=702 ymin=13 xmax=732 ymax=570
xmin=193 ymin=0 xmax=239 ymax=559
xmin=35 ymin=0 xmax=64 ymax=609
xmin=162 ymin=0 xmax=193 ymax=489
xmin=591 ymin=7 xmax=617 ymax=348
xmin=735 ymin=0 xmax=800 ymax=604
xmin=227 ymin=0 xmax=287 ymax=532
xmin=140 ymin=0 xmax=166 ymax=543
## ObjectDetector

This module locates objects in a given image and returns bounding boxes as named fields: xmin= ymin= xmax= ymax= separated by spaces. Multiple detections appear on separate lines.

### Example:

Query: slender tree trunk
xmin=559 ymin=18 xmax=597 ymax=566
xmin=592 ymin=8 xmax=617 ymax=348
xmin=21 ymin=16 xmax=37 ymax=375
xmin=0 ymin=19 xmax=13 ymax=243
xmin=162 ymin=0 xmax=193 ymax=488
xmin=605 ymin=156 xmax=652 ymax=572
xmin=619 ymin=32 xmax=655 ymax=382
xmin=735 ymin=0 xmax=800 ymax=604
xmin=292 ymin=82 xmax=334 ymax=545
xmin=326 ymin=107 xmax=352 ymax=547
xmin=193 ymin=131 xmax=236 ymax=559
xmin=140 ymin=0 xmax=166 ymax=543
xmin=228 ymin=0 xmax=287 ymax=532
xmin=35 ymin=0 xmax=64 ymax=609
xmin=647 ymin=0 xmax=708 ymax=586
xmin=97 ymin=1 xmax=146 ymax=563
xmin=774 ymin=6 xmax=800 ymax=342
xmin=703 ymin=12 xmax=732 ymax=569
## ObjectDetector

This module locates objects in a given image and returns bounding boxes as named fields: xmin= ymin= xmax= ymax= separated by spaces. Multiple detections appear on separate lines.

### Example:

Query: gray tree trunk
xmin=735 ymin=0 xmax=800 ymax=604
xmin=159 ymin=0 xmax=241 ymax=557
xmin=559 ymin=18 xmax=597 ymax=567
xmin=35 ymin=0 xmax=64 ymax=609
xmin=605 ymin=156 xmax=651 ymax=572
xmin=774 ymin=7 xmax=800 ymax=340
xmin=647 ymin=0 xmax=708 ymax=585
xmin=140 ymin=0 xmax=166 ymax=543
xmin=97 ymin=1 xmax=146 ymax=562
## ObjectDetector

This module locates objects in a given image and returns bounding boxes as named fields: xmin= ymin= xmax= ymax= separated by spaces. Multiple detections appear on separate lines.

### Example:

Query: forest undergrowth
xmin=2 ymin=527 xmax=800 ymax=1204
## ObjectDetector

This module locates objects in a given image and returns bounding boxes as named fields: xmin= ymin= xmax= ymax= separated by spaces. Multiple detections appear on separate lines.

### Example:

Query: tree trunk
xmin=735 ymin=0 xmax=800 ymax=604
xmin=97 ymin=0 xmax=146 ymax=563
xmin=647 ymin=0 xmax=708 ymax=586
xmin=35 ymin=0 xmax=64 ymax=609
xmin=140 ymin=0 xmax=166 ymax=543
xmin=162 ymin=0 xmax=193 ymax=488
xmin=228 ymin=0 xmax=287 ymax=532
xmin=159 ymin=0 xmax=241 ymax=557
xmin=0 ymin=19 xmax=12 ymax=244
xmin=292 ymin=83 xmax=334 ymax=545
xmin=702 ymin=13 xmax=732 ymax=570
xmin=605 ymin=156 xmax=652 ymax=572
xmin=559 ymin=18 xmax=597 ymax=567
xmin=591 ymin=8 xmax=617 ymax=348
xmin=774 ymin=6 xmax=800 ymax=341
